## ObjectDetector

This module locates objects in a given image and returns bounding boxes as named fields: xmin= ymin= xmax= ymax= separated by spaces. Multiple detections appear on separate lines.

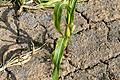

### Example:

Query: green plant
xmin=0 ymin=0 xmax=77 ymax=80
xmin=52 ymin=0 xmax=77 ymax=80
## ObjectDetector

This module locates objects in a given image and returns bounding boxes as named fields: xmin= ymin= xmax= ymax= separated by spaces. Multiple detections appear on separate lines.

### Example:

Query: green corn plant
xmin=52 ymin=0 xmax=77 ymax=80
xmin=0 ymin=0 xmax=77 ymax=80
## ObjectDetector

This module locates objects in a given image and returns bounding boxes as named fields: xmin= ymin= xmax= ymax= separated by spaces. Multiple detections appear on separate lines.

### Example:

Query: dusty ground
xmin=0 ymin=0 xmax=120 ymax=80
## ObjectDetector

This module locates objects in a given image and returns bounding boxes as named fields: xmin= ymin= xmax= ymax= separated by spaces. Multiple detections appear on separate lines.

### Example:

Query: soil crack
xmin=63 ymin=53 xmax=120 ymax=79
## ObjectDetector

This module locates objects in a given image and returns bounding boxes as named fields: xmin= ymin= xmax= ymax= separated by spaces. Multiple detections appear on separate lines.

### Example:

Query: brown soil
xmin=0 ymin=0 xmax=120 ymax=80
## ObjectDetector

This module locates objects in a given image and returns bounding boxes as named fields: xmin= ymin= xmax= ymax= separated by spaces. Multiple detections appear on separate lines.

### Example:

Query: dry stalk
xmin=0 ymin=42 xmax=46 ymax=72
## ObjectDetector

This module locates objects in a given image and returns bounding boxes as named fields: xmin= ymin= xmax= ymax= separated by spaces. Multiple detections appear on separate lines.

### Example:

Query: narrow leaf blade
xmin=54 ymin=2 xmax=64 ymax=35
xmin=52 ymin=36 xmax=68 ymax=80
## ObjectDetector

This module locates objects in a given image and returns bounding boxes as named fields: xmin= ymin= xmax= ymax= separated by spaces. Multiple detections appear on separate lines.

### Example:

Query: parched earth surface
xmin=0 ymin=0 xmax=120 ymax=80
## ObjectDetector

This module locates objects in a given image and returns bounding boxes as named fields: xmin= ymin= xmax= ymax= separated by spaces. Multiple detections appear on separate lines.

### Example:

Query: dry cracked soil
xmin=0 ymin=0 xmax=120 ymax=80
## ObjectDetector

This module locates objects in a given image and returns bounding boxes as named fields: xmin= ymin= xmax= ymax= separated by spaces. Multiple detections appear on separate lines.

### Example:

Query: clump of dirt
xmin=0 ymin=0 xmax=120 ymax=80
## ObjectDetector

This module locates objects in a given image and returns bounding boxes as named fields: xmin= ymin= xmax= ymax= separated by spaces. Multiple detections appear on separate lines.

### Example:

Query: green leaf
xmin=52 ymin=67 xmax=59 ymax=80
xmin=69 ymin=0 xmax=77 ymax=23
xmin=54 ymin=2 xmax=65 ymax=35
xmin=69 ymin=0 xmax=77 ymax=35
xmin=52 ymin=36 xmax=68 ymax=66
xmin=65 ymin=0 xmax=77 ymax=36
xmin=52 ymin=36 xmax=68 ymax=80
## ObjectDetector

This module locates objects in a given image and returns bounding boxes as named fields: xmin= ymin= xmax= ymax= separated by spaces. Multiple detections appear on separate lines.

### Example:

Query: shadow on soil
xmin=0 ymin=6 xmax=53 ymax=79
